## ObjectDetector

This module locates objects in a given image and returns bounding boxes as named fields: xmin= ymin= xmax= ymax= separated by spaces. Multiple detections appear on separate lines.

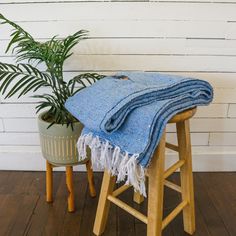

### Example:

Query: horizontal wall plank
xmin=190 ymin=153 xmax=236 ymax=172
xmin=1 ymin=0 xmax=236 ymax=3
xmin=0 ymin=145 xmax=85 ymax=171
xmin=167 ymin=104 xmax=228 ymax=124
xmin=0 ymin=0 xmax=104 ymax=2
xmin=0 ymin=145 xmax=41 ymax=152
xmin=0 ymin=95 xmax=39 ymax=104
xmin=0 ymin=130 xmax=209 ymax=146
xmin=0 ymin=20 xmax=234 ymax=40
xmin=0 ymin=149 xmax=86 ymax=171
xmin=64 ymin=71 xmax=236 ymax=88
xmin=2 ymin=38 xmax=236 ymax=57
xmin=0 ymin=88 xmax=232 ymax=104
xmin=0 ymin=0 xmax=105 ymax=3
xmin=209 ymin=132 xmax=236 ymax=146
xmin=167 ymin=132 xmax=209 ymax=145
xmin=64 ymin=55 xmax=236 ymax=72
xmin=0 ymin=104 xmax=228 ymax=120
xmin=0 ymin=71 xmax=231 ymax=92
xmin=213 ymin=88 xmax=236 ymax=103
xmin=72 ymin=38 xmax=236 ymax=56
xmin=3 ymin=118 xmax=38 ymax=132
xmin=192 ymin=145 xmax=236 ymax=153
xmin=2 ymin=55 xmax=236 ymax=72
xmin=0 ymin=150 xmax=44 ymax=171
xmin=168 ymin=72 xmax=236 ymax=88
xmin=0 ymin=133 xmax=39 ymax=145
xmin=228 ymin=104 xmax=236 ymax=117
xmin=1 ymin=144 xmax=236 ymax=155
xmin=191 ymin=118 xmax=236 ymax=132
xmin=0 ymin=87 xmax=50 ymax=103
xmin=2 ymin=3 xmax=236 ymax=21
xmin=2 ymin=0 xmax=236 ymax=3
xmin=0 ymin=104 xmax=37 ymax=118
xmin=0 ymin=106 xmax=231 ymax=132
xmin=0 ymin=119 xmax=3 ymax=132
xmin=151 ymin=0 xmax=236 ymax=2
xmin=1 ymin=147 xmax=236 ymax=172
xmin=195 ymin=104 xmax=228 ymax=118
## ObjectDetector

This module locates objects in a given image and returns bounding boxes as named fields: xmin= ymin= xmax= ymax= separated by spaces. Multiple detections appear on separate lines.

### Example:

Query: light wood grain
xmin=93 ymin=171 xmax=116 ymax=236
xmin=162 ymin=200 xmax=188 ymax=229
xmin=147 ymin=130 xmax=166 ymax=236
xmin=133 ymin=191 xmax=145 ymax=204
xmin=85 ymin=160 xmax=96 ymax=197
xmin=46 ymin=161 xmax=53 ymax=203
xmin=107 ymin=195 xmax=148 ymax=224
xmin=177 ymin=120 xmax=196 ymax=234
xmin=66 ymin=166 xmax=75 ymax=213
xmin=164 ymin=180 xmax=182 ymax=193
xmin=112 ymin=184 xmax=131 ymax=197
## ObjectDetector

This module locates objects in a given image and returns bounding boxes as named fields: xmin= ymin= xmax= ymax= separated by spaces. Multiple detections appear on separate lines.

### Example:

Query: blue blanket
xmin=65 ymin=72 xmax=213 ymax=196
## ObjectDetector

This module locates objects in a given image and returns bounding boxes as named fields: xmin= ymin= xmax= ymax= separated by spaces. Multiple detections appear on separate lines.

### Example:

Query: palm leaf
xmin=69 ymin=73 xmax=106 ymax=93
xmin=0 ymin=14 xmax=105 ymax=128
xmin=0 ymin=62 xmax=51 ymax=98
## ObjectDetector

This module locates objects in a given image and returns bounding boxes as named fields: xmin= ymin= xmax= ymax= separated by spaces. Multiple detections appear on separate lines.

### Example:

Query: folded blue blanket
xmin=65 ymin=72 xmax=213 ymax=196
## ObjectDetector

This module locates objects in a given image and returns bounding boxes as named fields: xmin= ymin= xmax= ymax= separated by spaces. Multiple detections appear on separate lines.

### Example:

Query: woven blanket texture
xmin=65 ymin=72 xmax=213 ymax=196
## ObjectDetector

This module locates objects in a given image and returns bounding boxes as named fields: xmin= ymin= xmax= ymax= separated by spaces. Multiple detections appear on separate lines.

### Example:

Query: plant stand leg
xmin=86 ymin=160 xmax=96 ymax=197
xmin=66 ymin=166 xmax=75 ymax=212
xmin=46 ymin=161 xmax=53 ymax=203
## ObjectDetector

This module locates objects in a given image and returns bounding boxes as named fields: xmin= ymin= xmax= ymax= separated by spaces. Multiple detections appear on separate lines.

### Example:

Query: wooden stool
xmin=93 ymin=108 xmax=196 ymax=235
xmin=46 ymin=159 xmax=96 ymax=212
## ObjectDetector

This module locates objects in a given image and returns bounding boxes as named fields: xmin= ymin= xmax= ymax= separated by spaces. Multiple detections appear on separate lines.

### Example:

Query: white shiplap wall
xmin=0 ymin=0 xmax=236 ymax=171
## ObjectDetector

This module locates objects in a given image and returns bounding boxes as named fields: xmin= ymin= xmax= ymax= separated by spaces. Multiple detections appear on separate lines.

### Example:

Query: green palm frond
xmin=0 ymin=13 xmax=34 ymax=54
xmin=0 ymin=14 xmax=106 ymax=128
xmin=34 ymin=93 xmax=76 ymax=128
xmin=69 ymin=73 xmax=106 ymax=95
xmin=0 ymin=62 xmax=50 ymax=98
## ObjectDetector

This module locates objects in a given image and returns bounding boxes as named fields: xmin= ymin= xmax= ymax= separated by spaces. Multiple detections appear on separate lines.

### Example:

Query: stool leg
xmin=86 ymin=160 xmax=96 ymax=197
xmin=66 ymin=166 xmax=75 ymax=212
xmin=147 ymin=131 xmax=166 ymax=236
xmin=177 ymin=120 xmax=196 ymax=235
xmin=133 ymin=191 xmax=144 ymax=204
xmin=93 ymin=170 xmax=116 ymax=236
xmin=46 ymin=161 xmax=53 ymax=203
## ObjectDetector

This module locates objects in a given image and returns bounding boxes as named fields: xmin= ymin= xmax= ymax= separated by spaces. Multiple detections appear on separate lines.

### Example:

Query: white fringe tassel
xmin=77 ymin=133 xmax=147 ymax=197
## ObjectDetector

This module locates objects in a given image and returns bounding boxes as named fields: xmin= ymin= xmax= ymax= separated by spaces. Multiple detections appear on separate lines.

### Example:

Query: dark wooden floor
xmin=0 ymin=171 xmax=235 ymax=236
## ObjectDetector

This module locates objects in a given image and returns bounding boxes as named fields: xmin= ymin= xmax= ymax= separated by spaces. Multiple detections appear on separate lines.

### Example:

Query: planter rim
xmin=38 ymin=111 xmax=79 ymax=126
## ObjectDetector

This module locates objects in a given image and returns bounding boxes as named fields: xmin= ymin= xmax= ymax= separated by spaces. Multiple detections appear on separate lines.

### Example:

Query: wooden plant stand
xmin=46 ymin=159 xmax=96 ymax=212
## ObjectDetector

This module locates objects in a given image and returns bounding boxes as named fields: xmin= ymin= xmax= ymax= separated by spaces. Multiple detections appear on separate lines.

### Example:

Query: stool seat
xmin=93 ymin=108 xmax=196 ymax=236
xmin=168 ymin=107 xmax=196 ymax=123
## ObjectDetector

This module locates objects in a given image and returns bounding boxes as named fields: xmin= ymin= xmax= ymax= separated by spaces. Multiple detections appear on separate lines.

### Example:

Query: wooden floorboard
xmin=79 ymin=173 xmax=102 ymax=236
xmin=0 ymin=171 xmax=235 ymax=236
xmin=61 ymin=172 xmax=88 ymax=236
xmin=194 ymin=174 xmax=230 ymax=236
xmin=0 ymin=194 xmax=39 ymax=236
xmin=197 ymin=173 xmax=236 ymax=236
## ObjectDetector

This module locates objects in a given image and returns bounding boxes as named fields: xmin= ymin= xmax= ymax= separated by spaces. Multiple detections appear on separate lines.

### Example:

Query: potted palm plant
xmin=0 ymin=14 xmax=105 ymax=166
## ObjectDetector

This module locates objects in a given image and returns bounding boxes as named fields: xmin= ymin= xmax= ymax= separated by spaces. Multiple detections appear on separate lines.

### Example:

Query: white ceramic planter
xmin=38 ymin=112 xmax=87 ymax=166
